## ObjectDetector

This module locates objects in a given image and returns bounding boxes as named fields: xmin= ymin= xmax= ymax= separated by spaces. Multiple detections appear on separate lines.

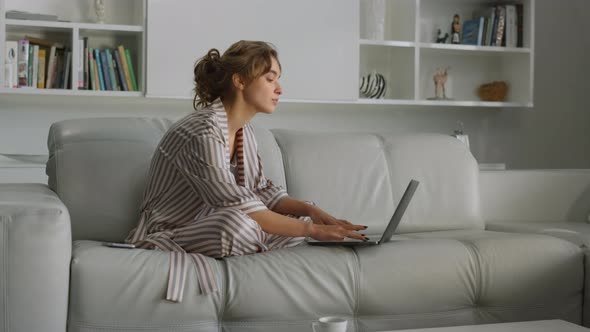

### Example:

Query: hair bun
xmin=206 ymin=49 xmax=221 ymax=62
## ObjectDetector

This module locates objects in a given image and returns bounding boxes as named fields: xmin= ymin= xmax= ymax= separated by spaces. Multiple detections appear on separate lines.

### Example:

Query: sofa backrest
xmin=47 ymin=117 xmax=483 ymax=242
xmin=272 ymin=130 xmax=484 ymax=234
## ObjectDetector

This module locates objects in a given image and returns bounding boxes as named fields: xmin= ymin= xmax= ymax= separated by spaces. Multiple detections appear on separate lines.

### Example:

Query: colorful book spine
xmin=93 ymin=57 xmax=100 ymax=90
xmin=27 ymin=44 xmax=34 ymax=86
xmin=83 ymin=37 xmax=89 ymax=89
xmin=99 ymin=50 xmax=112 ymax=90
xmin=105 ymin=49 xmax=119 ymax=91
xmin=125 ymin=48 xmax=138 ymax=91
xmin=117 ymin=45 xmax=133 ymax=91
xmin=4 ymin=41 xmax=18 ymax=88
xmin=88 ymin=49 xmax=96 ymax=90
xmin=37 ymin=48 xmax=46 ymax=89
xmin=113 ymin=49 xmax=128 ymax=91
xmin=495 ymin=6 xmax=506 ymax=47
xmin=111 ymin=50 xmax=123 ymax=91
xmin=63 ymin=51 xmax=71 ymax=89
xmin=506 ymin=5 xmax=517 ymax=48
xmin=78 ymin=38 xmax=84 ymax=88
xmin=17 ymin=40 xmax=29 ymax=87
xmin=31 ymin=45 xmax=39 ymax=88
xmin=94 ymin=48 xmax=106 ymax=90
xmin=45 ymin=46 xmax=57 ymax=89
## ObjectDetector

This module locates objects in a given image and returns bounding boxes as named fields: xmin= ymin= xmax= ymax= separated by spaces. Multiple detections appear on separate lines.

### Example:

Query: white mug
xmin=312 ymin=316 xmax=348 ymax=332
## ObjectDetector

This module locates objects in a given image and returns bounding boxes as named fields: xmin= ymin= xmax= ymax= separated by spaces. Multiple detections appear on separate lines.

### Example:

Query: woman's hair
xmin=193 ymin=40 xmax=281 ymax=110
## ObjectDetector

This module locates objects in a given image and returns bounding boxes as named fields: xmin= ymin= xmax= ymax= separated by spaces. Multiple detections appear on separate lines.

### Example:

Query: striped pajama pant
xmin=134 ymin=206 xmax=311 ymax=302
xmin=173 ymin=207 xmax=310 ymax=258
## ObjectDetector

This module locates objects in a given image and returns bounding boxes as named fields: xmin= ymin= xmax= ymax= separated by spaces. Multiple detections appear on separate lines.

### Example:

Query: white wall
xmin=484 ymin=0 xmax=590 ymax=169
xmin=0 ymin=0 xmax=588 ymax=170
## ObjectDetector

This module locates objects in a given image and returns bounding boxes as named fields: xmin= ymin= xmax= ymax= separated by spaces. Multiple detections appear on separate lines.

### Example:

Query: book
xmin=105 ymin=49 xmax=119 ymax=91
xmin=99 ymin=50 xmax=112 ymax=90
xmin=516 ymin=4 xmax=524 ymax=47
xmin=494 ymin=6 xmax=506 ymax=47
xmin=125 ymin=48 xmax=138 ymax=91
xmin=486 ymin=7 xmax=498 ymax=46
xmin=505 ymin=5 xmax=517 ymax=48
xmin=63 ymin=51 xmax=71 ymax=89
xmin=461 ymin=18 xmax=481 ymax=46
xmin=6 ymin=10 xmax=58 ymax=21
xmin=31 ymin=45 xmax=39 ymax=88
xmin=45 ymin=46 xmax=57 ymax=89
xmin=117 ymin=45 xmax=133 ymax=91
xmin=93 ymin=57 xmax=101 ymax=90
xmin=94 ymin=48 xmax=106 ymax=91
xmin=27 ymin=44 xmax=34 ymax=86
xmin=53 ymin=51 xmax=63 ymax=88
xmin=113 ymin=49 xmax=128 ymax=91
xmin=37 ymin=48 xmax=46 ymax=89
xmin=17 ymin=40 xmax=29 ymax=87
xmin=4 ymin=41 xmax=18 ymax=88
xmin=83 ymin=37 xmax=89 ymax=89
xmin=78 ymin=38 xmax=84 ymax=88
xmin=88 ymin=49 xmax=96 ymax=90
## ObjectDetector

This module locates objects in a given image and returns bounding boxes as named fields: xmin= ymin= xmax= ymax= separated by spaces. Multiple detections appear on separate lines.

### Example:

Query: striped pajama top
xmin=126 ymin=99 xmax=288 ymax=302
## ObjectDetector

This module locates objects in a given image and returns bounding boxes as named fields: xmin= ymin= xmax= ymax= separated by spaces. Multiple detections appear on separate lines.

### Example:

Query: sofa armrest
xmin=480 ymin=169 xmax=590 ymax=224
xmin=0 ymin=183 xmax=71 ymax=332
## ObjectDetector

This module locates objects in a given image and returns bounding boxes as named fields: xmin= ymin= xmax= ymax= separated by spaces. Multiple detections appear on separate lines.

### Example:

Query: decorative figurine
xmin=451 ymin=14 xmax=461 ymax=44
xmin=435 ymin=29 xmax=449 ymax=44
xmin=95 ymin=0 xmax=105 ymax=24
xmin=428 ymin=67 xmax=451 ymax=100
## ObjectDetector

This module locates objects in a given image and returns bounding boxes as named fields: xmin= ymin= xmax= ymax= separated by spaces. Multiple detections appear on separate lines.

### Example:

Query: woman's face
xmin=242 ymin=57 xmax=282 ymax=114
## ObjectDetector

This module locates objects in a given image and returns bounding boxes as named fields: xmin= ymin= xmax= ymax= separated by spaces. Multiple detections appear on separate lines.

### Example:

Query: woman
xmin=126 ymin=40 xmax=367 ymax=302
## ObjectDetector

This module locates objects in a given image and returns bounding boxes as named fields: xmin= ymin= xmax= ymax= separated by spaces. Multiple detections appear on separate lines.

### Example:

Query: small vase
xmin=360 ymin=0 xmax=386 ymax=40
xmin=94 ymin=0 xmax=105 ymax=24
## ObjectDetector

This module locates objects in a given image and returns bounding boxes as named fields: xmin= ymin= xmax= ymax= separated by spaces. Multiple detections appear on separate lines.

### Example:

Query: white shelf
xmin=360 ymin=39 xmax=415 ymax=48
xmin=357 ymin=98 xmax=532 ymax=107
xmin=0 ymin=0 xmax=146 ymax=96
xmin=419 ymin=42 xmax=531 ymax=54
xmin=0 ymin=88 xmax=142 ymax=97
xmin=5 ymin=19 xmax=143 ymax=32
xmin=358 ymin=0 xmax=535 ymax=107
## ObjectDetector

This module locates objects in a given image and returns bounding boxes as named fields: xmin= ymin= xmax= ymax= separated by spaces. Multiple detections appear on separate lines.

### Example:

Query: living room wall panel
xmin=146 ymin=0 xmax=358 ymax=101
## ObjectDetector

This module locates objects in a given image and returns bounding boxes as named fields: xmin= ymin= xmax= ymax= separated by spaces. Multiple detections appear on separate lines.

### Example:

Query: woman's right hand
xmin=307 ymin=223 xmax=368 ymax=242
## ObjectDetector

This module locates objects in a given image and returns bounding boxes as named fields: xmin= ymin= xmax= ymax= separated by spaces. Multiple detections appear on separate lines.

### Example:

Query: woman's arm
xmin=273 ymin=196 xmax=367 ymax=229
xmin=272 ymin=196 xmax=314 ymax=217
xmin=249 ymin=209 xmax=367 ymax=241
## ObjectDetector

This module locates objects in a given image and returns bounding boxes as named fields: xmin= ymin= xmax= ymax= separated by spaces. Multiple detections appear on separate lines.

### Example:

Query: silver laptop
xmin=307 ymin=179 xmax=419 ymax=247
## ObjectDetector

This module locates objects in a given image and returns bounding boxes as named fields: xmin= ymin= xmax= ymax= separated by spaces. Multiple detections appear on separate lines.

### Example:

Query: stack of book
xmin=3 ymin=36 xmax=138 ymax=91
xmin=79 ymin=37 xmax=138 ymax=91
xmin=3 ymin=36 xmax=70 ymax=89
xmin=461 ymin=4 xmax=524 ymax=47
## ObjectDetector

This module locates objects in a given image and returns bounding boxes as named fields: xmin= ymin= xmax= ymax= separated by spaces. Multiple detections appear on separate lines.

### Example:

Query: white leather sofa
xmin=1 ymin=117 xmax=590 ymax=332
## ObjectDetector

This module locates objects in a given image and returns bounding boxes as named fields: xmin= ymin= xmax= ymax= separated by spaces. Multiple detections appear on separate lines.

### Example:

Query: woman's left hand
xmin=309 ymin=206 xmax=356 ymax=227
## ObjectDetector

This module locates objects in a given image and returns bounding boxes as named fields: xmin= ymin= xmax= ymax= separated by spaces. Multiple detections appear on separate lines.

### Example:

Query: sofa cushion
xmin=272 ymin=130 xmax=395 ymax=233
xmin=47 ymin=118 xmax=173 ymax=242
xmin=485 ymin=221 xmax=590 ymax=248
xmin=252 ymin=125 xmax=288 ymax=189
xmin=68 ymin=231 xmax=583 ymax=332
xmin=381 ymin=134 xmax=485 ymax=233
xmin=357 ymin=230 xmax=583 ymax=331
xmin=69 ymin=241 xmax=225 ymax=332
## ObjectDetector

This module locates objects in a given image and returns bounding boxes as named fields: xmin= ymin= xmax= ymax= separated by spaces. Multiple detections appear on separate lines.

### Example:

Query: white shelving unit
xmin=358 ymin=0 xmax=535 ymax=107
xmin=0 ymin=0 xmax=145 ymax=97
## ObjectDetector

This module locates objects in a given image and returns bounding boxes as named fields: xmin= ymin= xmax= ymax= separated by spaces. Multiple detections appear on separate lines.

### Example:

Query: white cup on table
xmin=312 ymin=316 xmax=348 ymax=332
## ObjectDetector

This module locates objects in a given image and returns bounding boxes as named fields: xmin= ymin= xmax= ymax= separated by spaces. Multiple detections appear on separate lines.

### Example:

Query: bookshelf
xmin=0 ymin=0 xmax=145 ymax=96
xmin=359 ymin=0 xmax=535 ymax=107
